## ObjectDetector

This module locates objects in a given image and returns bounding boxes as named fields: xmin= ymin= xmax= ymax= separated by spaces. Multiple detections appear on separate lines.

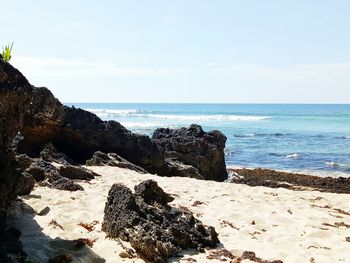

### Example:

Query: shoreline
xmin=228 ymin=167 xmax=350 ymax=194
xmin=227 ymin=165 xmax=350 ymax=178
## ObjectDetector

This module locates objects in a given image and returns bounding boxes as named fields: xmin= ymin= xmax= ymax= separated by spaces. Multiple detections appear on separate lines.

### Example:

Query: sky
xmin=1 ymin=0 xmax=350 ymax=103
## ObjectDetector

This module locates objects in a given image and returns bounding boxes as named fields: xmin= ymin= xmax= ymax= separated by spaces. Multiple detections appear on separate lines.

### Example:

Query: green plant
xmin=2 ymin=42 xmax=13 ymax=62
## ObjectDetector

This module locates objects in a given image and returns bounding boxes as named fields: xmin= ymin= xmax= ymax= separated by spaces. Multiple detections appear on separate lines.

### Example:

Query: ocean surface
xmin=67 ymin=103 xmax=350 ymax=177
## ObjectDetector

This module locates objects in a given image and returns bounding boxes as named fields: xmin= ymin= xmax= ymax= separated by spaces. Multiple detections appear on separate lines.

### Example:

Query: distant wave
xmin=120 ymin=122 xmax=162 ymax=128
xmin=234 ymin=133 xmax=288 ymax=138
xmin=146 ymin=114 xmax=270 ymax=121
xmin=286 ymin=153 xmax=300 ymax=159
xmin=325 ymin=161 xmax=350 ymax=171
xmin=86 ymin=108 xmax=271 ymax=122
xmin=86 ymin=108 xmax=140 ymax=118
xmin=341 ymin=136 xmax=350 ymax=140
xmin=233 ymin=133 xmax=256 ymax=138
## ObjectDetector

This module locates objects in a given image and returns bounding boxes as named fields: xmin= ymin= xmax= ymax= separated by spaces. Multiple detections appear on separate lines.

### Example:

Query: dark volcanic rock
xmin=16 ymin=172 xmax=35 ymax=196
xmin=153 ymin=124 xmax=228 ymax=181
xmin=0 ymin=58 xmax=63 ymax=211
xmin=102 ymin=180 xmax=220 ymax=263
xmin=53 ymin=107 xmax=165 ymax=174
xmin=16 ymin=156 xmax=54 ymax=182
xmin=39 ymin=143 xmax=72 ymax=165
xmin=164 ymin=159 xmax=205 ymax=180
xmin=86 ymin=151 xmax=147 ymax=173
xmin=134 ymin=179 xmax=174 ymax=206
xmin=58 ymin=165 xmax=98 ymax=181
xmin=47 ymin=171 xmax=84 ymax=191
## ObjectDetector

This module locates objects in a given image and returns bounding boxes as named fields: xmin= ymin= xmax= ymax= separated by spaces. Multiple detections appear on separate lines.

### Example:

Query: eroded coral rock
xmin=153 ymin=124 xmax=227 ymax=181
xmin=102 ymin=180 xmax=220 ymax=263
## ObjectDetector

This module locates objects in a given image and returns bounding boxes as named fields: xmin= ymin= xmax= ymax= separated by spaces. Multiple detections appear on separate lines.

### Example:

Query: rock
xmin=0 ymin=59 xmax=63 ymax=211
xmin=134 ymin=179 xmax=174 ymax=206
xmin=37 ymin=206 xmax=50 ymax=216
xmin=153 ymin=124 xmax=228 ymax=181
xmin=39 ymin=143 xmax=72 ymax=165
xmin=229 ymin=168 xmax=350 ymax=194
xmin=25 ymin=158 xmax=56 ymax=182
xmin=53 ymin=107 xmax=165 ymax=174
xmin=48 ymin=254 xmax=73 ymax=263
xmin=47 ymin=171 xmax=84 ymax=191
xmin=58 ymin=165 xmax=98 ymax=181
xmin=16 ymin=172 xmax=35 ymax=196
xmin=86 ymin=151 xmax=147 ymax=173
xmin=102 ymin=181 xmax=220 ymax=263
xmin=164 ymin=159 xmax=204 ymax=180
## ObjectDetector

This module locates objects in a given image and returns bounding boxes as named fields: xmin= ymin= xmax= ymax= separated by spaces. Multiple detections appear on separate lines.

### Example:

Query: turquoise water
xmin=67 ymin=103 xmax=350 ymax=177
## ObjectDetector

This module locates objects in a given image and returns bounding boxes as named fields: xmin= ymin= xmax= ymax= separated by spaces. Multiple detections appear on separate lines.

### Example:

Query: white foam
xmin=147 ymin=114 xmax=270 ymax=121
xmin=86 ymin=108 xmax=139 ymax=117
xmin=120 ymin=122 xmax=163 ymax=128
xmin=85 ymin=108 xmax=271 ymax=122
xmin=286 ymin=153 xmax=299 ymax=159
xmin=325 ymin=161 xmax=340 ymax=168
xmin=325 ymin=161 xmax=350 ymax=171
xmin=243 ymin=133 xmax=256 ymax=137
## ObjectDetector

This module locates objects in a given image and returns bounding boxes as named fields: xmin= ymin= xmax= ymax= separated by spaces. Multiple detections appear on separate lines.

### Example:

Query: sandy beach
xmin=8 ymin=166 xmax=350 ymax=263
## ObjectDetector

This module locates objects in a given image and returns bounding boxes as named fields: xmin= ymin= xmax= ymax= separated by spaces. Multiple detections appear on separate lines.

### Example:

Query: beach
xmin=9 ymin=166 xmax=350 ymax=263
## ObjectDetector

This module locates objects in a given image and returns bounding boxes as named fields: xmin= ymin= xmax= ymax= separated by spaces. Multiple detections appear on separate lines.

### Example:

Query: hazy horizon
xmin=2 ymin=0 xmax=350 ymax=103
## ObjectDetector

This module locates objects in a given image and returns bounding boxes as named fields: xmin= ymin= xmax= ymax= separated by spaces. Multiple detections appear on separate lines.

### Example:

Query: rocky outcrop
xmin=0 ymin=58 xmax=162 ymax=179
xmin=53 ymin=107 xmax=165 ymax=174
xmin=86 ymin=151 xmax=147 ymax=173
xmin=153 ymin=124 xmax=228 ymax=181
xmin=102 ymin=180 xmax=220 ymax=263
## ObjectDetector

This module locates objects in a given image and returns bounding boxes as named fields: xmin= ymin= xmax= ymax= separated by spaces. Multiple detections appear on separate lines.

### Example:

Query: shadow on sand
xmin=7 ymin=196 xmax=106 ymax=263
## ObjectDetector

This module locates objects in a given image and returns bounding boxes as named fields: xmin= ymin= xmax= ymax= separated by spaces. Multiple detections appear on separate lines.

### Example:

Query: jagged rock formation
xmin=102 ymin=180 xmax=220 ymax=263
xmin=53 ymin=107 xmax=165 ymax=174
xmin=153 ymin=124 xmax=228 ymax=181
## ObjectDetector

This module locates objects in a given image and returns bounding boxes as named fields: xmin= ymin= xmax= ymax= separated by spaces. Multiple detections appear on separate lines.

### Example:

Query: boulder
xmin=153 ymin=124 xmax=228 ymax=181
xmin=86 ymin=151 xmax=147 ymax=173
xmin=102 ymin=180 xmax=220 ymax=263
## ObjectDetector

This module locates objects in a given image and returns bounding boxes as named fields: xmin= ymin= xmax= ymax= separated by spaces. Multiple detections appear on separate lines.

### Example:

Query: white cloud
xmin=11 ymin=56 xmax=182 ymax=77
xmin=11 ymin=56 xmax=350 ymax=87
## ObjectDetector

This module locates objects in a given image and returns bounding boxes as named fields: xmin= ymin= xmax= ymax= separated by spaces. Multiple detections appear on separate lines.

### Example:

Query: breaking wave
xmin=86 ymin=108 xmax=271 ymax=122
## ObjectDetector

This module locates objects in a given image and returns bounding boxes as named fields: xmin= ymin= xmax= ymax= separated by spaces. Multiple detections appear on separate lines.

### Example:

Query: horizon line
xmin=63 ymin=102 xmax=350 ymax=105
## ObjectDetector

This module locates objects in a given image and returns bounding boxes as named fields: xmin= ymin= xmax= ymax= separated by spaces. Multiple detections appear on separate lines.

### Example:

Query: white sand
xmin=8 ymin=166 xmax=350 ymax=263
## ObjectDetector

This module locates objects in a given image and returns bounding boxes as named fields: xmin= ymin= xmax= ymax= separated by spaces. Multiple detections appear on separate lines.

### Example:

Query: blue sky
xmin=2 ymin=0 xmax=350 ymax=103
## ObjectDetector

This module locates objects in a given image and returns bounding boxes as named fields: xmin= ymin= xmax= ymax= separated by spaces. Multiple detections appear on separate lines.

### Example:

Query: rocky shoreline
xmin=228 ymin=168 xmax=350 ymax=194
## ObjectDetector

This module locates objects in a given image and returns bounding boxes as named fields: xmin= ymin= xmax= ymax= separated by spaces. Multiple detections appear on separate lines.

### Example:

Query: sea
xmin=67 ymin=103 xmax=350 ymax=177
